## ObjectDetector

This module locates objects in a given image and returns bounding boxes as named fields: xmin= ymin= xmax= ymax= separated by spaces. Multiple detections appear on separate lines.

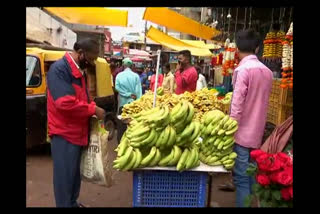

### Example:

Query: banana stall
xmin=115 ymin=50 xmax=236 ymax=207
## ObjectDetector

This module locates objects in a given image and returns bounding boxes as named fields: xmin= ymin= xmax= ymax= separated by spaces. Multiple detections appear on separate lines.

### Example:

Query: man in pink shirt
xmin=175 ymin=50 xmax=198 ymax=95
xmin=230 ymin=30 xmax=273 ymax=207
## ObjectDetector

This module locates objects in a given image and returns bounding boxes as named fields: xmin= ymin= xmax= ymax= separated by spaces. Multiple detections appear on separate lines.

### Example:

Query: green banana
xmin=140 ymin=147 xmax=157 ymax=166
xmin=223 ymin=159 xmax=234 ymax=165
xmin=228 ymin=152 xmax=238 ymax=159
xmin=185 ymin=102 xmax=195 ymax=124
xmin=204 ymin=155 xmax=212 ymax=163
xmin=141 ymin=128 xmax=156 ymax=146
xmin=220 ymin=155 xmax=229 ymax=162
xmin=227 ymin=120 xmax=238 ymax=131
xmin=180 ymin=122 xmax=195 ymax=140
xmin=130 ymin=130 xmax=151 ymax=143
xmin=168 ymin=145 xmax=182 ymax=166
xmin=149 ymin=148 xmax=161 ymax=167
xmin=207 ymin=136 xmax=217 ymax=145
xmin=185 ymin=147 xmax=197 ymax=169
xmin=154 ymin=106 xmax=170 ymax=124
xmin=223 ymin=138 xmax=234 ymax=148
xmin=199 ymin=152 xmax=207 ymax=163
xmin=156 ymin=130 xmax=165 ymax=147
xmin=130 ymin=126 xmax=151 ymax=139
xmin=189 ymin=122 xmax=201 ymax=143
xmin=204 ymin=111 xmax=217 ymax=126
xmin=133 ymin=149 xmax=142 ymax=169
xmin=223 ymin=142 xmax=234 ymax=151
xmin=217 ymin=129 xmax=226 ymax=136
xmin=224 ymin=162 xmax=235 ymax=170
xmin=217 ymin=140 xmax=225 ymax=150
xmin=166 ymin=126 xmax=176 ymax=148
xmin=113 ymin=146 xmax=133 ymax=169
xmin=219 ymin=115 xmax=230 ymax=128
xmin=210 ymin=124 xmax=220 ymax=136
xmin=219 ymin=148 xmax=233 ymax=157
xmin=122 ymin=150 xmax=137 ymax=171
xmin=192 ymin=148 xmax=200 ymax=168
xmin=147 ymin=108 xmax=165 ymax=123
xmin=118 ymin=138 xmax=129 ymax=157
xmin=207 ymin=156 xmax=219 ymax=164
xmin=223 ymin=118 xmax=233 ymax=130
xmin=158 ymin=148 xmax=175 ymax=166
xmin=160 ymin=126 xmax=171 ymax=148
xmin=170 ymin=102 xmax=181 ymax=118
xmin=213 ymin=138 xmax=222 ymax=147
xmin=208 ymin=161 xmax=222 ymax=166
xmin=205 ymin=121 xmax=216 ymax=136
xmin=225 ymin=125 xmax=239 ymax=135
xmin=177 ymin=148 xmax=190 ymax=171
xmin=145 ymin=131 xmax=158 ymax=147
xmin=210 ymin=113 xmax=225 ymax=125
xmin=172 ymin=101 xmax=189 ymax=121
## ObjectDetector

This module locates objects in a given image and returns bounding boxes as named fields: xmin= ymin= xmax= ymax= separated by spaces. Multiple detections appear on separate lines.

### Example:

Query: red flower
xmin=281 ymin=186 xmax=293 ymax=201
xmin=250 ymin=150 xmax=266 ymax=160
xmin=269 ymin=168 xmax=293 ymax=186
xmin=256 ymin=154 xmax=281 ymax=172
xmin=276 ymin=153 xmax=292 ymax=169
xmin=256 ymin=174 xmax=270 ymax=186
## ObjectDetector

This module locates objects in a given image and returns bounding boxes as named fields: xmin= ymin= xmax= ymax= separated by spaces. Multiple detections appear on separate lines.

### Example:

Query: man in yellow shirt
xmin=162 ymin=63 xmax=175 ymax=94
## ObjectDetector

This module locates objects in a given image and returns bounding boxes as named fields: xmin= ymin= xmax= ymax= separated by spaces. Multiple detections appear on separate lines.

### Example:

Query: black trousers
xmin=51 ymin=135 xmax=82 ymax=207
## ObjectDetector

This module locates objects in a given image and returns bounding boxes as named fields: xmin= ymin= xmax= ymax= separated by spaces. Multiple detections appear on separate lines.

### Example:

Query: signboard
xmin=169 ymin=53 xmax=178 ymax=63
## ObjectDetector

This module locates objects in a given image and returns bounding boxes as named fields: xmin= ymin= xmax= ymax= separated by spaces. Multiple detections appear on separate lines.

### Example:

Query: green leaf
xmin=244 ymin=194 xmax=253 ymax=207
xmin=271 ymin=190 xmax=281 ymax=201
xmin=263 ymin=189 xmax=271 ymax=201
xmin=260 ymin=199 xmax=269 ymax=207
xmin=252 ymin=183 xmax=260 ymax=193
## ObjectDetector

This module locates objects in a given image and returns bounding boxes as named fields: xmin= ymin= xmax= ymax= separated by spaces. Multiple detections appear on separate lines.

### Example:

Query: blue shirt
xmin=115 ymin=68 xmax=142 ymax=107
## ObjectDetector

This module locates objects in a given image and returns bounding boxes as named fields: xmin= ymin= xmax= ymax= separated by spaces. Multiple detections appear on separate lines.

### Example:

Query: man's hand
xmin=176 ymin=63 xmax=181 ymax=71
xmin=131 ymin=94 xmax=137 ymax=100
xmin=95 ymin=106 xmax=106 ymax=120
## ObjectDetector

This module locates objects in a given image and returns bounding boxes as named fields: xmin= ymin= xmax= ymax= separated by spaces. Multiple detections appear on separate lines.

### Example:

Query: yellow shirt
xmin=162 ymin=71 xmax=175 ymax=93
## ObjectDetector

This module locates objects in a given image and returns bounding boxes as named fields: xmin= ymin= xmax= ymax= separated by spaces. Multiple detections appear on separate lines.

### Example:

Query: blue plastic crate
xmin=133 ymin=170 xmax=208 ymax=207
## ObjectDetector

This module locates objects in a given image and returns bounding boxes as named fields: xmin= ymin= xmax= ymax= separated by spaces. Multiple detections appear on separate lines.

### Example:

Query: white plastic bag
xmin=80 ymin=117 xmax=114 ymax=187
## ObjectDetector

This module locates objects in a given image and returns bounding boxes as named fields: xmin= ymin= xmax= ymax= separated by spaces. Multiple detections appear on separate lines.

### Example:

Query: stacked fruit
xmin=199 ymin=110 xmax=238 ymax=170
xmin=221 ymin=92 xmax=232 ymax=105
xmin=156 ymin=87 xmax=164 ymax=96
xmin=281 ymin=22 xmax=293 ymax=89
xmin=113 ymin=100 xmax=202 ymax=171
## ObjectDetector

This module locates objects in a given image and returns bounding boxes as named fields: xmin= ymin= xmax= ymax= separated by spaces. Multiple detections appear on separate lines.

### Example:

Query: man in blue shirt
xmin=115 ymin=58 xmax=142 ymax=114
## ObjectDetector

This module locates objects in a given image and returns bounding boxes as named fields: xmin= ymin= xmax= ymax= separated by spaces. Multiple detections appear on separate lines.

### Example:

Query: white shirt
xmin=68 ymin=52 xmax=84 ymax=76
xmin=196 ymin=73 xmax=207 ymax=90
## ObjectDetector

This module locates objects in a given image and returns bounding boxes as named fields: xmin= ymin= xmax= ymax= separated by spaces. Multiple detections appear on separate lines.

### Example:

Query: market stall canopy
xmin=129 ymin=49 xmax=150 ymax=57
xmin=143 ymin=7 xmax=220 ymax=40
xmin=181 ymin=40 xmax=221 ymax=50
xmin=146 ymin=27 xmax=213 ymax=57
xmin=44 ymin=7 xmax=128 ymax=27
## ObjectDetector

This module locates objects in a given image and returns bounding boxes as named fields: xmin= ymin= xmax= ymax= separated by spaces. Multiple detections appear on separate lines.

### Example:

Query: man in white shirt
xmin=196 ymin=65 xmax=207 ymax=90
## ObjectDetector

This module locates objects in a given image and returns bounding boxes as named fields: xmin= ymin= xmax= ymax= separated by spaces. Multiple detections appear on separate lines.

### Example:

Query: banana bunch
xmin=176 ymin=121 xmax=202 ymax=147
xmin=198 ymin=109 xmax=238 ymax=170
xmin=176 ymin=146 xmax=200 ymax=171
xmin=221 ymin=92 xmax=232 ymax=105
xmin=170 ymin=100 xmax=192 ymax=132
xmin=200 ymin=149 xmax=237 ymax=170
xmin=113 ymin=136 xmax=143 ymax=171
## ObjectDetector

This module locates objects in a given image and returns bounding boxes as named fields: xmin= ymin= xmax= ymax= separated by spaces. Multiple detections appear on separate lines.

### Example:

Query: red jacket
xmin=46 ymin=53 xmax=96 ymax=146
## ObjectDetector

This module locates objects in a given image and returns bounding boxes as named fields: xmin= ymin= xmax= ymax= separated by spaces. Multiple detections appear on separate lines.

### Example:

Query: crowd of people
xmin=110 ymin=50 xmax=208 ymax=113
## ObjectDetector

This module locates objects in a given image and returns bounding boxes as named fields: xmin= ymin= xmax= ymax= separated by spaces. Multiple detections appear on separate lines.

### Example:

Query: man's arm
xmin=47 ymin=67 xmax=96 ymax=118
xmin=229 ymin=69 xmax=249 ymax=122
xmin=115 ymin=75 xmax=132 ymax=98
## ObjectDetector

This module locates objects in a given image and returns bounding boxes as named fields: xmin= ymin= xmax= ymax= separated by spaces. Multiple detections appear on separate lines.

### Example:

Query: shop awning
xmin=143 ymin=7 xmax=220 ymax=40
xmin=44 ymin=7 xmax=128 ymax=27
xmin=181 ymin=40 xmax=221 ymax=50
xmin=146 ymin=27 xmax=213 ymax=57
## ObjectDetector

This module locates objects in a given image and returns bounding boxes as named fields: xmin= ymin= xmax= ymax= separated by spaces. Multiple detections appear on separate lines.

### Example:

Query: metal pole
xmin=227 ymin=8 xmax=231 ymax=37
xmin=249 ymin=7 xmax=252 ymax=29
xmin=153 ymin=49 xmax=161 ymax=108
xmin=243 ymin=8 xmax=247 ymax=30
xmin=144 ymin=20 xmax=147 ymax=50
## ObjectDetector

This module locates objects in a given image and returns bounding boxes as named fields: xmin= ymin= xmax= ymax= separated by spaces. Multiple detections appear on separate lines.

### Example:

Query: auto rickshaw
xmin=26 ymin=43 xmax=117 ymax=149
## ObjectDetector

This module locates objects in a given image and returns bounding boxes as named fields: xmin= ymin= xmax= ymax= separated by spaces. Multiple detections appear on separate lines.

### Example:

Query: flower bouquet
xmin=245 ymin=149 xmax=293 ymax=207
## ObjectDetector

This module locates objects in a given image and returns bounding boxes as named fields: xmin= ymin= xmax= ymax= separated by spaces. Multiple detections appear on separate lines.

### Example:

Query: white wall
xmin=26 ymin=7 xmax=77 ymax=49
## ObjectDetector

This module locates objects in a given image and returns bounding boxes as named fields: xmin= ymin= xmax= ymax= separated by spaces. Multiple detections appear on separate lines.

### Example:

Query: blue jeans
xmin=233 ymin=143 xmax=256 ymax=207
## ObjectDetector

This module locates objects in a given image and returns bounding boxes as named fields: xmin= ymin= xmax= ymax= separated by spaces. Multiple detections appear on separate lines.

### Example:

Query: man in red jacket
xmin=174 ymin=50 xmax=198 ymax=95
xmin=46 ymin=38 xmax=106 ymax=207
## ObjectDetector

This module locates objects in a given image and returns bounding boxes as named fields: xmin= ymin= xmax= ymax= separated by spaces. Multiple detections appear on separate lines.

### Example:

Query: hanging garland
xmin=281 ymin=22 xmax=293 ymax=89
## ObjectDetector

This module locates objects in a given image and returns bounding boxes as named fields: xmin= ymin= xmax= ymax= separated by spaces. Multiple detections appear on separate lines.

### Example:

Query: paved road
xmin=26 ymin=135 xmax=236 ymax=207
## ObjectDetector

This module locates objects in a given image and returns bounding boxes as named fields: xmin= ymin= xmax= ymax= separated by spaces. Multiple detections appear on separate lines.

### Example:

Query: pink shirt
xmin=175 ymin=66 xmax=198 ymax=95
xmin=230 ymin=55 xmax=273 ymax=149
